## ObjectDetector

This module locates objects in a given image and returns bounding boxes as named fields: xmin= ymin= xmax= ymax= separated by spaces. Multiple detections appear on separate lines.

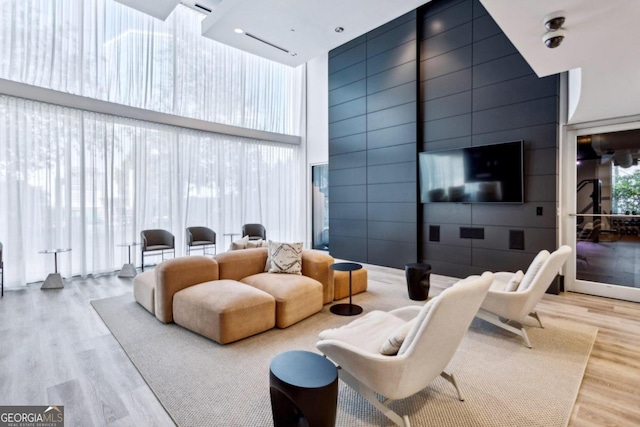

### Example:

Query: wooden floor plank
xmin=0 ymin=266 xmax=638 ymax=426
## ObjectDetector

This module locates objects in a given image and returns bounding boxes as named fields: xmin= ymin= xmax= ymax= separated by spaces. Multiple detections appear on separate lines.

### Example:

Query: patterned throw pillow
xmin=268 ymin=241 xmax=303 ymax=274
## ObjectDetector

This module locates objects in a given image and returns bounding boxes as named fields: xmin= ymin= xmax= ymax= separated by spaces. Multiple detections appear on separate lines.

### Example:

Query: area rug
xmin=91 ymin=276 xmax=597 ymax=427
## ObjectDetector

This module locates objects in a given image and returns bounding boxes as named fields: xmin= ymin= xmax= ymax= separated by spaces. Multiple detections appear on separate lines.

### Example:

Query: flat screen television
xmin=419 ymin=140 xmax=524 ymax=204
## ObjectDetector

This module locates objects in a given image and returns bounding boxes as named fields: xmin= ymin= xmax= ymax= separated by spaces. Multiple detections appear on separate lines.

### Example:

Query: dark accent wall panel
xmin=328 ymin=11 xmax=418 ymax=268
xmin=419 ymin=0 xmax=560 ymax=278
xmin=328 ymin=0 xmax=560 ymax=278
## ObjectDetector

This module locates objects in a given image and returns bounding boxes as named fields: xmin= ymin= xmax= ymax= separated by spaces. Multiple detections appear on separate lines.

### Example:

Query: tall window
xmin=0 ymin=0 xmax=304 ymax=286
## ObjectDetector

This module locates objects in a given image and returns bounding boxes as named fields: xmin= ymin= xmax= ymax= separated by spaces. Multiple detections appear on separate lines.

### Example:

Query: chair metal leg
xmin=338 ymin=369 xmax=410 ymax=427
xmin=141 ymin=251 xmax=144 ymax=271
xmin=476 ymin=309 xmax=533 ymax=348
xmin=529 ymin=311 xmax=544 ymax=328
xmin=440 ymin=371 xmax=464 ymax=401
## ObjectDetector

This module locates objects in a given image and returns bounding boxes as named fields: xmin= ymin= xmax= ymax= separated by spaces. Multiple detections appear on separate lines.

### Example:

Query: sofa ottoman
xmin=333 ymin=268 xmax=368 ymax=301
xmin=133 ymin=269 xmax=156 ymax=314
xmin=241 ymin=273 xmax=323 ymax=328
xmin=173 ymin=279 xmax=276 ymax=344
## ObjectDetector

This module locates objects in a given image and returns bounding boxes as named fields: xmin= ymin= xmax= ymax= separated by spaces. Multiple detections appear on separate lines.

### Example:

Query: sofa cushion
xmin=155 ymin=256 xmax=219 ymax=323
xmin=301 ymin=249 xmax=335 ymax=304
xmin=215 ymin=248 xmax=269 ymax=281
xmin=268 ymin=241 xmax=303 ymax=274
xmin=133 ymin=270 xmax=156 ymax=314
xmin=241 ymin=272 xmax=323 ymax=328
xmin=173 ymin=280 xmax=275 ymax=344
xmin=333 ymin=268 xmax=367 ymax=300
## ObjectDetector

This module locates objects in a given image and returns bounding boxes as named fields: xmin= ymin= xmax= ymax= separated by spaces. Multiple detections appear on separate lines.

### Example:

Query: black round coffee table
xmin=269 ymin=350 xmax=338 ymax=427
xmin=405 ymin=263 xmax=431 ymax=301
xmin=329 ymin=262 xmax=363 ymax=316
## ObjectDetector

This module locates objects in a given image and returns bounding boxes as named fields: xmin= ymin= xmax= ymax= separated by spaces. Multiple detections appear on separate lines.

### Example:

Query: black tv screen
xmin=419 ymin=141 xmax=524 ymax=204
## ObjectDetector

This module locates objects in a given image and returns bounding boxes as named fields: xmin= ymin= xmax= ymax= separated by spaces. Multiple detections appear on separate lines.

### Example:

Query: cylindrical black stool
xmin=270 ymin=350 xmax=338 ymax=427
xmin=405 ymin=263 xmax=431 ymax=301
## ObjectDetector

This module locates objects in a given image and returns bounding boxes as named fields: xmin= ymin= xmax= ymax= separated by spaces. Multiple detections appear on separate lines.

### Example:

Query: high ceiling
xmin=115 ymin=0 xmax=640 ymax=124
xmin=118 ymin=0 xmax=433 ymax=67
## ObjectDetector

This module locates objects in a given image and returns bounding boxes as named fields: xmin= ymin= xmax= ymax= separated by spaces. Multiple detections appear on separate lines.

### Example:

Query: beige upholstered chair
xmin=140 ymin=229 xmax=175 ymax=271
xmin=186 ymin=226 xmax=216 ymax=255
xmin=476 ymin=245 xmax=572 ymax=348
xmin=241 ymin=223 xmax=266 ymax=241
xmin=316 ymin=272 xmax=493 ymax=427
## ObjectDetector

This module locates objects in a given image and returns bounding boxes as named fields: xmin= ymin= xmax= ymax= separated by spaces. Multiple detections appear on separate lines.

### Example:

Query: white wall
xmin=306 ymin=53 xmax=329 ymax=165
xmin=305 ymin=53 xmax=329 ymax=246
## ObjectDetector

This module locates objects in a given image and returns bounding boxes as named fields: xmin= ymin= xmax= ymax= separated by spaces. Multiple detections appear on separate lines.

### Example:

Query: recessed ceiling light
xmin=335 ymin=27 xmax=344 ymax=33
xmin=234 ymin=28 xmax=244 ymax=34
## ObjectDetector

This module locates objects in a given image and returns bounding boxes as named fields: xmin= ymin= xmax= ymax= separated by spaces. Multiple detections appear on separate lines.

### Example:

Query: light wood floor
xmin=0 ymin=266 xmax=638 ymax=426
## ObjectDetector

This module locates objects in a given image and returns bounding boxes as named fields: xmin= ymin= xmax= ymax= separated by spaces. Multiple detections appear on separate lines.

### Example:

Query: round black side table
xmin=405 ymin=263 xmax=431 ymax=301
xmin=329 ymin=262 xmax=363 ymax=316
xmin=269 ymin=350 xmax=338 ymax=427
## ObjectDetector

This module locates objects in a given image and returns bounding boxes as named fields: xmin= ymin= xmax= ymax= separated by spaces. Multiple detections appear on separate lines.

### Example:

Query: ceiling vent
xmin=180 ymin=0 xmax=218 ymax=14
xmin=194 ymin=3 xmax=212 ymax=13
xmin=244 ymin=32 xmax=290 ymax=54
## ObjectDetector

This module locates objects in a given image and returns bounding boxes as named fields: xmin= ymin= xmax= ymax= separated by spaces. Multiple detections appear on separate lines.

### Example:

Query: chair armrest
xmin=155 ymin=256 xmax=219 ymax=323
xmin=480 ymin=289 xmax=531 ymax=320
xmin=316 ymin=339 xmax=406 ymax=397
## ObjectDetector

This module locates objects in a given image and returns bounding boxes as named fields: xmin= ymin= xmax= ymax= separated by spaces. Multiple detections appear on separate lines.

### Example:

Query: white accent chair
xmin=316 ymin=272 xmax=493 ymax=427
xmin=476 ymin=245 xmax=572 ymax=348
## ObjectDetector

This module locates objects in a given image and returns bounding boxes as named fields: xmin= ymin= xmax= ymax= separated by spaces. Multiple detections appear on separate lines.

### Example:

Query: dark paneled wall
xmin=328 ymin=11 xmax=418 ymax=268
xmin=420 ymin=0 xmax=559 ymax=277
xmin=327 ymin=0 xmax=560 ymax=275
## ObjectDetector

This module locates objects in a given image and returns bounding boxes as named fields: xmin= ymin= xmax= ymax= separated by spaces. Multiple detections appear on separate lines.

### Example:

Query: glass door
xmin=311 ymin=164 xmax=329 ymax=251
xmin=564 ymin=126 xmax=640 ymax=302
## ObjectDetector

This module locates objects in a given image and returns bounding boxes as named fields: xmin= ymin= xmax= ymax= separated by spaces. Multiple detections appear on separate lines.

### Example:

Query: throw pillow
xmin=519 ymin=250 xmax=550 ymax=291
xmin=247 ymin=238 xmax=263 ymax=249
xmin=504 ymin=270 xmax=524 ymax=292
xmin=380 ymin=318 xmax=416 ymax=355
xmin=229 ymin=235 xmax=250 ymax=251
xmin=268 ymin=241 xmax=303 ymax=274
xmin=398 ymin=298 xmax=435 ymax=356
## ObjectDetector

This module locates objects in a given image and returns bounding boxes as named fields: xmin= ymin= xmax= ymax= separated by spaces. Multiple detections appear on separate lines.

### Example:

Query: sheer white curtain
xmin=0 ymin=95 xmax=302 ymax=285
xmin=0 ymin=0 xmax=305 ymax=287
xmin=0 ymin=0 xmax=303 ymax=135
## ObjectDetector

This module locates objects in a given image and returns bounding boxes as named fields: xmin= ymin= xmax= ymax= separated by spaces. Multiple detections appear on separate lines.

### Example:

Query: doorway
xmin=311 ymin=164 xmax=329 ymax=250
xmin=564 ymin=125 xmax=640 ymax=302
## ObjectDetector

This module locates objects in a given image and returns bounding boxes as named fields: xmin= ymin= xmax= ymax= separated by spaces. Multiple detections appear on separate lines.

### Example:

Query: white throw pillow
xmin=380 ymin=318 xmax=416 ymax=355
xmin=246 ymin=238 xmax=263 ymax=248
xmin=268 ymin=241 xmax=303 ymax=274
xmin=398 ymin=298 xmax=435 ymax=356
xmin=504 ymin=270 xmax=524 ymax=292
xmin=519 ymin=250 xmax=550 ymax=291
xmin=229 ymin=235 xmax=250 ymax=251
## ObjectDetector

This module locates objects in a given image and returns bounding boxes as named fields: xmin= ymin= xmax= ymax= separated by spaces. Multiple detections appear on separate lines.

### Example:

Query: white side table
xmin=39 ymin=248 xmax=71 ymax=289
xmin=117 ymin=242 xmax=140 ymax=278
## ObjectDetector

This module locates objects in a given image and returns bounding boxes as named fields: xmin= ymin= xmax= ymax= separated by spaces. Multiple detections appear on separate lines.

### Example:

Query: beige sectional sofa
xmin=133 ymin=247 xmax=338 ymax=344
